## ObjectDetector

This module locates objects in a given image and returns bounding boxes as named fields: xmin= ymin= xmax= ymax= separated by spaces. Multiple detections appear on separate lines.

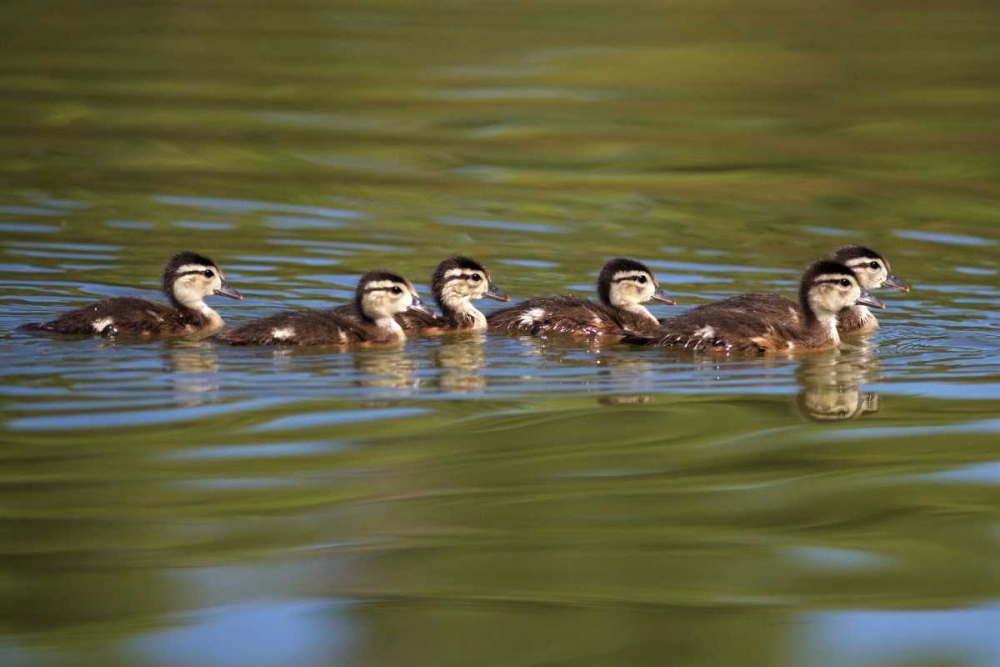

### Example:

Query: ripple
xmin=0 ymin=222 xmax=60 ymax=233
xmin=173 ymin=220 xmax=237 ymax=231
xmin=437 ymin=216 xmax=567 ymax=234
xmin=252 ymin=407 xmax=429 ymax=433
xmin=8 ymin=397 xmax=298 ymax=431
xmin=156 ymin=195 xmax=364 ymax=220
xmin=895 ymin=230 xmax=997 ymax=247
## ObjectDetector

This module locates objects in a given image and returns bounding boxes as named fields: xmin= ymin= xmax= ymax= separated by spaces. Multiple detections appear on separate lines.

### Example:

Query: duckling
xmin=678 ymin=245 xmax=907 ymax=335
xmin=831 ymin=245 xmax=908 ymax=333
xmin=331 ymin=256 xmax=509 ymax=333
xmin=488 ymin=258 xmax=675 ymax=336
xmin=19 ymin=251 xmax=242 ymax=337
xmin=622 ymin=260 xmax=884 ymax=354
xmin=217 ymin=270 xmax=432 ymax=346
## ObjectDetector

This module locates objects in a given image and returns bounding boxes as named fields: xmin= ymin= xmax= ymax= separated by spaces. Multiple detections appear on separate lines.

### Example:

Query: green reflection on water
xmin=1 ymin=0 xmax=1000 ymax=665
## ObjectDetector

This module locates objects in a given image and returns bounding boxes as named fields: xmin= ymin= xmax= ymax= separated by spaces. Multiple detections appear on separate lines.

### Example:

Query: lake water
xmin=2 ymin=1 xmax=999 ymax=665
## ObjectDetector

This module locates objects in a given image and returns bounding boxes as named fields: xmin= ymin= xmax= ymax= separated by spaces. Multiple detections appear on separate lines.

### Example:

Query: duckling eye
xmin=839 ymin=279 xmax=851 ymax=287
xmin=470 ymin=274 xmax=482 ymax=283
xmin=636 ymin=275 xmax=647 ymax=284
xmin=390 ymin=286 xmax=403 ymax=295
xmin=869 ymin=261 xmax=880 ymax=270
xmin=203 ymin=269 xmax=215 ymax=278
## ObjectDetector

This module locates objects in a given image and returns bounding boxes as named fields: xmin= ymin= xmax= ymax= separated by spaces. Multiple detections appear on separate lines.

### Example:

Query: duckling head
xmin=431 ymin=256 xmax=510 ymax=314
xmin=800 ymin=260 xmax=885 ymax=325
xmin=831 ymin=245 xmax=909 ymax=292
xmin=164 ymin=251 xmax=242 ymax=313
xmin=355 ymin=270 xmax=433 ymax=324
xmin=597 ymin=258 xmax=675 ymax=314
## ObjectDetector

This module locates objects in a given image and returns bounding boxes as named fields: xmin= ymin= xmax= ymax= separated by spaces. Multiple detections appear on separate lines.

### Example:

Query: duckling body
xmin=488 ymin=258 xmax=674 ymax=336
xmin=19 ymin=251 xmax=242 ymax=337
xmin=331 ymin=256 xmax=508 ymax=334
xmin=219 ymin=309 xmax=399 ymax=346
xmin=218 ymin=270 xmax=431 ymax=347
xmin=672 ymin=245 xmax=908 ymax=336
xmin=624 ymin=260 xmax=884 ymax=354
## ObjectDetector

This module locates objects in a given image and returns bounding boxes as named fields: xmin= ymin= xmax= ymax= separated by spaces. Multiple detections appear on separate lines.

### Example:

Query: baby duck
xmin=679 ymin=245 xmax=908 ymax=335
xmin=19 ymin=251 xmax=242 ymax=337
xmin=331 ymin=256 xmax=509 ymax=333
xmin=488 ymin=257 xmax=675 ymax=336
xmin=830 ymin=245 xmax=908 ymax=333
xmin=622 ymin=260 xmax=884 ymax=354
xmin=218 ymin=269 xmax=432 ymax=346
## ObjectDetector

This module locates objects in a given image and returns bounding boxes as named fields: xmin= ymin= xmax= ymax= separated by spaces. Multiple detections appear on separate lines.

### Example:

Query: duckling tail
xmin=17 ymin=321 xmax=54 ymax=332
xmin=620 ymin=332 xmax=656 ymax=345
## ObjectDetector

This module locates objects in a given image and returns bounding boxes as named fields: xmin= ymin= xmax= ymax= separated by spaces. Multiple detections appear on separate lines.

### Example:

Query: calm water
xmin=2 ymin=0 xmax=1000 ymax=665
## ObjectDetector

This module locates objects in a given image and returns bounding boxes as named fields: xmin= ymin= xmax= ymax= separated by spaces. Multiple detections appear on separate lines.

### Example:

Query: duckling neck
xmin=619 ymin=303 xmax=658 ymax=325
xmin=800 ymin=295 xmax=840 ymax=347
xmin=170 ymin=295 xmax=224 ymax=329
xmin=439 ymin=296 xmax=486 ymax=330
xmin=804 ymin=308 xmax=841 ymax=347
xmin=375 ymin=316 xmax=406 ymax=340
xmin=840 ymin=305 xmax=878 ymax=332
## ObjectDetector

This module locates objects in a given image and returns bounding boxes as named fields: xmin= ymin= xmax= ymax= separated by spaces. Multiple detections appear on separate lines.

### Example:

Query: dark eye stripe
xmin=363 ymin=285 xmax=407 ymax=293
xmin=445 ymin=273 xmax=486 ymax=282
xmin=174 ymin=269 xmax=213 ymax=278
xmin=612 ymin=274 xmax=651 ymax=283
xmin=815 ymin=278 xmax=853 ymax=285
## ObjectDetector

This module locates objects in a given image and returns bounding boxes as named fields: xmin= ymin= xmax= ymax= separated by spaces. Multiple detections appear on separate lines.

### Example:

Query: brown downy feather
xmin=488 ymin=258 xmax=672 ymax=336
xmin=218 ymin=269 xmax=425 ymax=347
xmin=668 ymin=245 xmax=906 ymax=337
xmin=625 ymin=260 xmax=871 ymax=354
xmin=331 ymin=256 xmax=505 ymax=334
xmin=217 ymin=309 xmax=397 ymax=347
xmin=19 ymin=251 xmax=240 ymax=337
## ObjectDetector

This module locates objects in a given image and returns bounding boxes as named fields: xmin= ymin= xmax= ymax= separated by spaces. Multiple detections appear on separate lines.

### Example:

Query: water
xmin=2 ymin=0 xmax=1000 ymax=665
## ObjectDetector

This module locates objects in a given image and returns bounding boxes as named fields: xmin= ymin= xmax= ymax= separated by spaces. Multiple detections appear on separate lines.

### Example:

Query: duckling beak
xmin=484 ymin=283 xmax=510 ymax=302
xmin=650 ymin=287 xmax=676 ymax=306
xmin=214 ymin=280 xmax=243 ymax=300
xmin=407 ymin=295 xmax=435 ymax=317
xmin=855 ymin=290 xmax=885 ymax=309
xmin=884 ymin=273 xmax=910 ymax=293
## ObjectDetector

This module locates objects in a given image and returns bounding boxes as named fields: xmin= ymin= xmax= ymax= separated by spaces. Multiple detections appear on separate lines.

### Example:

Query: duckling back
xmin=490 ymin=296 xmax=649 ymax=336
xmin=218 ymin=309 xmax=387 ymax=346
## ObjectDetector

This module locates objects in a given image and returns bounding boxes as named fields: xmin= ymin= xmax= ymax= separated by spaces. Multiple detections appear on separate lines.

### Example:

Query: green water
xmin=2 ymin=1 xmax=999 ymax=665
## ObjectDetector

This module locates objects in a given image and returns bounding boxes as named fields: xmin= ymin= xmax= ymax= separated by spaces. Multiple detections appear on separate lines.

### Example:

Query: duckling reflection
xmin=163 ymin=339 xmax=220 ymax=405
xmin=795 ymin=343 xmax=882 ymax=421
xmin=353 ymin=347 xmax=417 ymax=390
xmin=598 ymin=394 xmax=653 ymax=406
xmin=435 ymin=334 xmax=487 ymax=393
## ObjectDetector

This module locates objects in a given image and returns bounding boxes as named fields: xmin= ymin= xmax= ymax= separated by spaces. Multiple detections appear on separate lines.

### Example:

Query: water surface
xmin=2 ymin=0 xmax=1000 ymax=665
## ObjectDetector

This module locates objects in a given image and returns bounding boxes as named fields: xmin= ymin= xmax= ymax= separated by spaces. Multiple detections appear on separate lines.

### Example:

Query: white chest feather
xmin=376 ymin=317 xmax=405 ymax=339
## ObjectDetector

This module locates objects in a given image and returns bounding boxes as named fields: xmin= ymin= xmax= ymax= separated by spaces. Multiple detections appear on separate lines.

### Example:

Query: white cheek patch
xmin=173 ymin=277 xmax=206 ymax=306
xmin=338 ymin=330 xmax=347 ymax=343
xmin=92 ymin=317 xmax=114 ymax=332
xmin=843 ymin=259 xmax=884 ymax=288
xmin=519 ymin=308 xmax=546 ymax=326
xmin=271 ymin=327 xmax=295 ymax=340
xmin=440 ymin=283 xmax=471 ymax=309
